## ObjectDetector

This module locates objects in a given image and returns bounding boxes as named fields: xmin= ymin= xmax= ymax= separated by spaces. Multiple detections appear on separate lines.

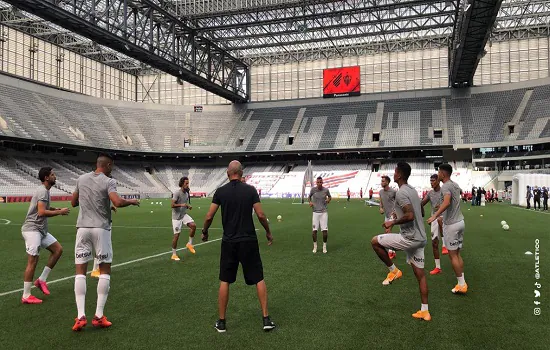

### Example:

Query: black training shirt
xmin=212 ymin=179 xmax=260 ymax=242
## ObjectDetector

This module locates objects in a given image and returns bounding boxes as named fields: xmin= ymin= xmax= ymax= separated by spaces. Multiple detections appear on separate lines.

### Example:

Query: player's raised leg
xmin=35 ymin=239 xmax=63 ymax=295
xmin=171 ymin=221 xmax=182 ymax=261
xmin=439 ymin=217 xmax=448 ymax=254
xmin=185 ymin=216 xmax=197 ymax=254
xmin=429 ymin=220 xmax=442 ymax=275
xmin=21 ymin=243 xmax=42 ymax=304
xmin=371 ymin=234 xmax=403 ymax=285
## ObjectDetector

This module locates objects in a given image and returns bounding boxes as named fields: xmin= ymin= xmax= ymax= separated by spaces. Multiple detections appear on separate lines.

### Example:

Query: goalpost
xmin=300 ymin=160 xmax=314 ymax=204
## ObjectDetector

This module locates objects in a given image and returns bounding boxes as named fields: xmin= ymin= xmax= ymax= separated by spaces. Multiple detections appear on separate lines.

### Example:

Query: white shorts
xmin=172 ymin=214 xmax=194 ymax=234
xmin=444 ymin=220 xmax=465 ymax=251
xmin=430 ymin=217 xmax=443 ymax=240
xmin=377 ymin=233 xmax=426 ymax=268
xmin=22 ymin=231 xmax=57 ymax=256
xmin=75 ymin=228 xmax=113 ymax=264
xmin=312 ymin=212 xmax=328 ymax=231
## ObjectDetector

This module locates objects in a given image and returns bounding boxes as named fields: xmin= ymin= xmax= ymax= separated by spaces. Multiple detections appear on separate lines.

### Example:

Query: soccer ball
xmin=503 ymin=224 xmax=510 ymax=230
xmin=150 ymin=211 xmax=154 ymax=213
xmin=500 ymin=220 xmax=507 ymax=226
xmin=277 ymin=215 xmax=282 ymax=221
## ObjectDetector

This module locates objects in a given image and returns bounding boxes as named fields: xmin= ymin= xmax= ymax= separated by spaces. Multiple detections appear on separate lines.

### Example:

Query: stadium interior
xmin=0 ymin=0 xmax=549 ymax=348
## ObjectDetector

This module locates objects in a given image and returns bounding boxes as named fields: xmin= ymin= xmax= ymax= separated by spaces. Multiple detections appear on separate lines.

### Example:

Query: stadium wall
xmin=0 ymin=24 xmax=136 ymax=101
xmin=138 ymin=38 xmax=549 ymax=105
xmin=2 ymin=22 xmax=548 ymax=107
xmin=474 ymin=37 xmax=549 ymax=86
xmin=245 ymin=75 xmax=550 ymax=109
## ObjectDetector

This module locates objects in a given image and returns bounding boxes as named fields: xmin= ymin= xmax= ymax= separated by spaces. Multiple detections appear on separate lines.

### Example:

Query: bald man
xmin=70 ymin=153 xmax=140 ymax=331
xmin=203 ymin=160 xmax=275 ymax=333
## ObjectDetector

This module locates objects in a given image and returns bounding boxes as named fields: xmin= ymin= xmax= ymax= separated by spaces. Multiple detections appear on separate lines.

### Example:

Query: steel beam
xmin=3 ymin=0 xmax=249 ymax=102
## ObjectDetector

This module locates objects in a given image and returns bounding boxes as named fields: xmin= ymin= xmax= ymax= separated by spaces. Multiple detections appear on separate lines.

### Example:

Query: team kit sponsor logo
xmin=449 ymin=239 xmax=463 ymax=246
xmin=75 ymin=251 xmax=92 ymax=259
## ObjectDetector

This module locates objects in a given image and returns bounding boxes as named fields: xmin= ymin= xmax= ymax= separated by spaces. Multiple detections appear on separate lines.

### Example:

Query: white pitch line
xmin=510 ymin=206 xmax=550 ymax=215
xmin=0 ymin=237 xmax=222 ymax=297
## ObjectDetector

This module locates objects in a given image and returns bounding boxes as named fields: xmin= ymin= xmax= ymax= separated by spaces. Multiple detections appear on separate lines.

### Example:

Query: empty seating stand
xmin=1 ymin=73 xmax=549 ymax=153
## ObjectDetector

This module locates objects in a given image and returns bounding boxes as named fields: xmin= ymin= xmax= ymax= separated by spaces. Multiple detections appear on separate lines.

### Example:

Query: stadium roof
xmin=0 ymin=0 xmax=549 ymax=71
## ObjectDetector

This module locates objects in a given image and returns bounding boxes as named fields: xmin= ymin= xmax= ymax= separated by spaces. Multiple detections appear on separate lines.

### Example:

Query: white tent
xmin=512 ymin=173 xmax=550 ymax=207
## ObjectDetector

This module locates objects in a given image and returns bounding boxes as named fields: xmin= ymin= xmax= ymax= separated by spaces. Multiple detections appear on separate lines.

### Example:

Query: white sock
xmin=313 ymin=242 xmax=317 ymax=249
xmin=172 ymin=248 xmax=177 ymax=255
xmin=442 ymin=237 xmax=446 ymax=248
xmin=23 ymin=281 xmax=32 ymax=298
xmin=389 ymin=249 xmax=395 ymax=254
xmin=39 ymin=266 xmax=51 ymax=281
xmin=188 ymin=237 xmax=193 ymax=245
xmin=435 ymin=259 xmax=441 ymax=269
xmin=93 ymin=259 xmax=99 ymax=271
xmin=323 ymin=242 xmax=327 ymax=249
xmin=457 ymin=274 xmax=466 ymax=286
xmin=421 ymin=303 xmax=429 ymax=311
xmin=388 ymin=264 xmax=396 ymax=272
xmin=75 ymin=275 xmax=87 ymax=318
xmin=95 ymin=274 xmax=110 ymax=318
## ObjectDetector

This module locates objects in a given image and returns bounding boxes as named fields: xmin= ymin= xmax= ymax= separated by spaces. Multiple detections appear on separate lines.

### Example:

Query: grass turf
xmin=0 ymin=198 xmax=548 ymax=349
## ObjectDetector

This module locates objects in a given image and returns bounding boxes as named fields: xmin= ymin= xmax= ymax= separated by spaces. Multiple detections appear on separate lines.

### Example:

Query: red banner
xmin=323 ymin=66 xmax=361 ymax=98
xmin=5 ymin=195 xmax=73 ymax=203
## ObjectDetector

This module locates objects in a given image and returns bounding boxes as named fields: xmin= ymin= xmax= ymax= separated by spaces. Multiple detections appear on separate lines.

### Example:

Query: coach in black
xmin=202 ymin=160 xmax=275 ymax=333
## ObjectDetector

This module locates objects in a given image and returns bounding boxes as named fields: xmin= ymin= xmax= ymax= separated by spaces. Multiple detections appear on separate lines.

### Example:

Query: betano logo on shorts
xmin=449 ymin=239 xmax=463 ymax=247
xmin=75 ymin=251 xmax=92 ymax=259
xmin=96 ymin=253 xmax=109 ymax=260
xmin=413 ymin=256 xmax=424 ymax=263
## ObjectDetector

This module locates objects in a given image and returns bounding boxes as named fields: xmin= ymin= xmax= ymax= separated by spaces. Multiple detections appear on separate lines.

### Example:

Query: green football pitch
xmin=0 ymin=198 xmax=547 ymax=349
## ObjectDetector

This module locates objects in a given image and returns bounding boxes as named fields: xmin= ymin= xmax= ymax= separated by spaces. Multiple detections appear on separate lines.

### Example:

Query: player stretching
xmin=309 ymin=177 xmax=331 ymax=254
xmin=379 ymin=175 xmax=396 ymax=259
xmin=171 ymin=176 xmax=197 ymax=261
xmin=71 ymin=154 xmax=139 ymax=331
xmin=421 ymin=174 xmax=448 ymax=275
xmin=21 ymin=167 xmax=69 ymax=304
xmin=428 ymin=163 xmax=467 ymax=294
xmin=371 ymin=162 xmax=430 ymax=321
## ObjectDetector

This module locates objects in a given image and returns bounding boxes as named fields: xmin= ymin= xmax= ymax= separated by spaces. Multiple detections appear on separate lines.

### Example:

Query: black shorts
xmin=219 ymin=240 xmax=264 ymax=285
